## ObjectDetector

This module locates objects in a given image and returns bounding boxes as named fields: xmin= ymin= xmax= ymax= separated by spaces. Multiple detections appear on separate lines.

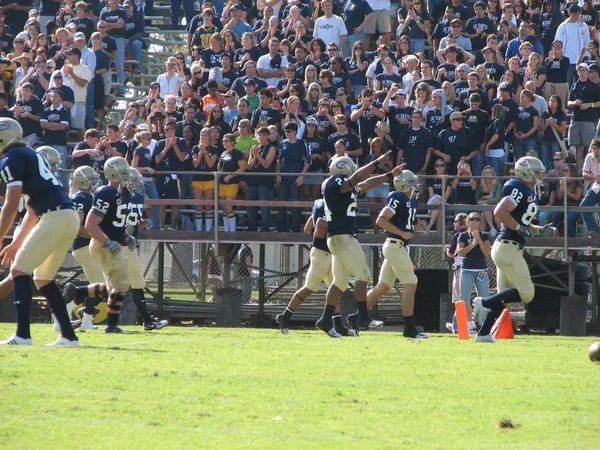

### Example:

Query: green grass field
xmin=0 ymin=324 xmax=598 ymax=449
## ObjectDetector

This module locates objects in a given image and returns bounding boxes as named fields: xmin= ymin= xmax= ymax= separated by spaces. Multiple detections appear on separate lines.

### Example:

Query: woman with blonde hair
xmin=411 ymin=81 xmax=432 ymax=110
xmin=524 ymin=52 xmax=546 ymax=94
xmin=304 ymin=81 xmax=322 ymax=115
xmin=191 ymin=127 xmax=220 ymax=231
xmin=484 ymin=103 xmax=506 ymax=177
xmin=47 ymin=27 xmax=72 ymax=69
xmin=303 ymin=65 xmax=318 ymax=90
xmin=156 ymin=56 xmax=186 ymax=97
xmin=476 ymin=165 xmax=502 ymax=235
xmin=475 ymin=64 xmax=495 ymax=104
xmin=441 ymin=81 xmax=458 ymax=110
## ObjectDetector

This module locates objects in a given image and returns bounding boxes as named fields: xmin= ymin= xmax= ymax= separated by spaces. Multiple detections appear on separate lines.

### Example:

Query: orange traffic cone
xmin=455 ymin=300 xmax=469 ymax=340
xmin=491 ymin=308 xmax=514 ymax=339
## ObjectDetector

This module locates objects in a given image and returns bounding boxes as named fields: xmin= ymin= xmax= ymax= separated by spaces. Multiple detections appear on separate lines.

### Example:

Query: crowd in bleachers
xmin=2 ymin=0 xmax=600 ymax=237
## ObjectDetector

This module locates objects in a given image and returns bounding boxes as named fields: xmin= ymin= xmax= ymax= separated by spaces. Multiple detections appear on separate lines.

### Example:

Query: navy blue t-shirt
xmin=497 ymin=178 xmax=538 ymax=246
xmin=458 ymin=231 xmax=490 ymax=269
xmin=435 ymin=127 xmax=473 ymax=174
xmin=487 ymin=118 xmax=505 ymax=149
xmin=398 ymin=127 xmax=433 ymax=173
xmin=71 ymin=190 xmax=93 ymax=251
xmin=384 ymin=190 xmax=417 ymax=243
xmin=311 ymin=198 xmax=330 ymax=253
xmin=277 ymin=139 xmax=309 ymax=180
xmin=0 ymin=146 xmax=72 ymax=216
xmin=323 ymin=174 xmax=358 ymax=236
xmin=40 ymin=105 xmax=70 ymax=146
xmin=16 ymin=96 xmax=43 ymax=137
xmin=516 ymin=105 xmax=539 ymax=134
xmin=100 ymin=6 xmax=127 ymax=39
xmin=91 ymin=184 xmax=128 ymax=244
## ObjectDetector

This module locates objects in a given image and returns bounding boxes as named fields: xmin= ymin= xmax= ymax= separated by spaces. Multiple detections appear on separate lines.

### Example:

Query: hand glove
xmin=104 ymin=239 xmax=121 ymax=255
xmin=516 ymin=224 xmax=532 ymax=239
xmin=125 ymin=234 xmax=138 ymax=251
xmin=143 ymin=218 xmax=153 ymax=230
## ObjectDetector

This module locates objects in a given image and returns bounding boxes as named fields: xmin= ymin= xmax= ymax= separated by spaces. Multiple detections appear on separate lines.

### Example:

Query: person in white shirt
xmin=555 ymin=3 xmax=590 ymax=84
xmin=156 ymin=56 xmax=186 ymax=98
xmin=313 ymin=0 xmax=347 ymax=51
xmin=63 ymin=47 xmax=92 ymax=140
xmin=257 ymin=37 xmax=288 ymax=87
xmin=580 ymin=138 xmax=600 ymax=239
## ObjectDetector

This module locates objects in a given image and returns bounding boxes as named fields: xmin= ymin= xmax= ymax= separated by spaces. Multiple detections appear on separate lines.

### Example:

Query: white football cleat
xmin=474 ymin=334 xmax=495 ymax=343
xmin=45 ymin=337 xmax=80 ymax=347
xmin=0 ymin=334 xmax=32 ymax=345
xmin=79 ymin=313 xmax=96 ymax=331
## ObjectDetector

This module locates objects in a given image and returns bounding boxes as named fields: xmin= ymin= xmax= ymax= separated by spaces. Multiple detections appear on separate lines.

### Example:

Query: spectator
xmin=537 ymin=171 xmax=558 ymax=227
xmin=176 ymin=106 xmax=202 ymax=145
xmin=39 ymin=88 xmax=70 ymax=186
xmin=218 ymin=133 xmax=246 ymax=232
xmin=524 ymin=80 xmax=548 ymax=117
xmin=464 ymin=1 xmax=496 ymax=52
xmin=364 ymin=136 xmax=393 ymax=230
xmin=191 ymin=127 xmax=220 ymax=231
xmin=425 ymin=158 xmax=452 ymax=233
xmin=206 ymin=103 xmax=232 ymax=135
xmin=257 ymin=37 xmax=288 ymax=87
xmin=153 ymin=121 xmax=188 ymax=229
xmin=71 ymin=127 xmax=102 ymax=171
xmin=513 ymin=88 xmax=539 ymax=161
xmin=580 ymin=138 xmax=600 ymax=239
xmin=71 ymin=31 xmax=96 ymax=130
xmin=341 ymin=0 xmax=375 ymax=58
xmin=63 ymin=47 xmax=91 ymax=140
xmin=567 ymin=63 xmax=600 ymax=168
xmin=439 ymin=19 xmax=472 ymax=52
xmin=68 ymin=2 xmax=96 ymax=41
xmin=484 ymin=103 xmax=507 ymax=177
xmin=433 ymin=111 xmax=475 ymax=175
xmin=279 ymin=95 xmax=305 ymax=138
xmin=14 ymin=82 xmax=43 ymax=147
xmin=190 ymin=9 xmax=219 ymax=56
xmin=313 ymin=0 xmax=347 ymax=51
xmin=247 ymin=126 xmax=277 ymax=231
xmin=403 ymin=0 xmax=432 ymax=54
xmin=122 ymin=1 xmax=144 ymax=74
xmin=233 ymin=32 xmax=261 ymax=70
xmin=302 ymin=117 xmax=326 ymax=201
xmin=276 ymin=121 xmax=310 ymax=232
xmin=100 ymin=0 xmax=126 ymax=97
xmin=156 ymin=57 xmax=186 ymax=99
xmin=350 ymin=87 xmax=385 ymax=154
xmin=230 ymin=98 xmax=252 ymax=132
xmin=539 ymin=95 xmax=567 ymax=168
xmin=90 ymin=31 xmax=110 ymax=124
xmin=476 ymin=165 xmax=502 ymax=234
xmin=251 ymin=87 xmax=281 ymax=131
xmin=551 ymin=163 xmax=583 ymax=237
xmin=132 ymin=128 xmax=159 ymax=230
xmin=444 ymin=213 xmax=468 ymax=310
xmin=458 ymin=72 xmax=489 ymax=112
xmin=327 ymin=112 xmax=362 ymax=162
xmin=19 ymin=55 xmax=50 ymax=100
xmin=451 ymin=159 xmax=477 ymax=206
xmin=555 ymin=3 xmax=590 ymax=84
xmin=461 ymin=92 xmax=489 ymax=175
xmin=222 ymin=5 xmax=252 ymax=40
xmin=345 ymin=41 xmax=369 ymax=99
xmin=397 ymin=108 xmax=433 ymax=174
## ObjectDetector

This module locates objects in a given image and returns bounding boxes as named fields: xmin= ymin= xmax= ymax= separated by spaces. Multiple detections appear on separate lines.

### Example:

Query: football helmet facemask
xmin=515 ymin=156 xmax=545 ymax=186
xmin=127 ymin=167 xmax=144 ymax=194
xmin=104 ymin=156 xmax=130 ymax=184
xmin=72 ymin=165 xmax=101 ymax=191
xmin=393 ymin=170 xmax=420 ymax=194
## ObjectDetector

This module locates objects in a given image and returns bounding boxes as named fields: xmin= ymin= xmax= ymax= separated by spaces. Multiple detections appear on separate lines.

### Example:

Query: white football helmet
xmin=393 ymin=170 xmax=420 ymax=194
xmin=127 ymin=167 xmax=144 ymax=193
xmin=515 ymin=156 xmax=545 ymax=185
xmin=329 ymin=155 xmax=357 ymax=177
xmin=104 ymin=156 xmax=130 ymax=184
xmin=36 ymin=146 xmax=62 ymax=172
xmin=72 ymin=165 xmax=100 ymax=191
xmin=0 ymin=118 xmax=23 ymax=153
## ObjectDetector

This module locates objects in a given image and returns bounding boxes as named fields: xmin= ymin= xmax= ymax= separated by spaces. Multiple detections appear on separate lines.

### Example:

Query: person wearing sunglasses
xmin=451 ymin=212 xmax=490 ymax=334
xmin=433 ymin=111 xmax=477 ymax=175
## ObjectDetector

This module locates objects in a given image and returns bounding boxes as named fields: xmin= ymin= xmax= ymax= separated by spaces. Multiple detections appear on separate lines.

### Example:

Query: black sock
xmin=75 ymin=286 xmax=88 ymax=303
xmin=323 ymin=304 xmax=335 ymax=320
xmin=333 ymin=314 xmax=343 ymax=329
xmin=106 ymin=312 xmax=120 ymax=326
xmin=357 ymin=301 xmax=368 ymax=320
xmin=83 ymin=297 xmax=96 ymax=315
xmin=13 ymin=275 xmax=32 ymax=339
xmin=283 ymin=307 xmax=294 ymax=318
xmin=132 ymin=289 xmax=151 ymax=323
xmin=482 ymin=288 xmax=521 ymax=309
xmin=478 ymin=297 xmax=506 ymax=336
xmin=40 ymin=282 xmax=77 ymax=341
xmin=404 ymin=315 xmax=414 ymax=330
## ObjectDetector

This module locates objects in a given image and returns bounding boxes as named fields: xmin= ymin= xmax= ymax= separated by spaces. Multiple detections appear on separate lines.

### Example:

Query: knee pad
xmin=108 ymin=292 xmax=124 ymax=311
xmin=95 ymin=283 xmax=108 ymax=300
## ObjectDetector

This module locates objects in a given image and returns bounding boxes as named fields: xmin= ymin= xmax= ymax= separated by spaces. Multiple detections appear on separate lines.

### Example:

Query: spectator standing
xmin=464 ymin=1 xmax=496 ymax=52
xmin=131 ymin=129 xmax=160 ymax=230
xmin=223 ymin=5 xmax=253 ymax=40
xmin=567 ymin=63 xmax=600 ymax=168
xmin=484 ymin=103 xmax=507 ymax=177
xmin=40 ymin=89 xmax=70 ymax=187
xmin=90 ymin=31 xmax=110 ymax=124
xmin=191 ymin=127 xmax=220 ymax=231
xmin=451 ymin=159 xmax=477 ymax=206
xmin=551 ymin=163 xmax=583 ymax=237
xmin=257 ymin=38 xmax=288 ymax=88
xmin=444 ymin=213 xmax=468 ymax=324
xmin=349 ymin=87 xmax=385 ymax=158
xmin=14 ymin=82 xmax=43 ymax=147
xmin=580 ymin=138 xmax=600 ymax=239
xmin=538 ymin=94 xmax=567 ymax=168
xmin=461 ymin=93 xmax=489 ymax=176
xmin=276 ymin=121 xmax=310 ymax=232
xmin=513 ymin=88 xmax=539 ymax=161
xmin=397 ymin=109 xmax=433 ymax=175
xmin=100 ymin=0 xmax=127 ymax=97
xmin=67 ymin=2 xmax=97 ymax=40
xmin=433 ymin=111 xmax=475 ymax=175
xmin=63 ymin=47 xmax=91 ymax=140
xmin=156 ymin=57 xmax=186 ymax=99
xmin=555 ymin=4 xmax=590 ymax=84
xmin=18 ymin=55 xmax=50 ymax=100
xmin=313 ymin=0 xmax=347 ymax=51
xmin=39 ymin=0 xmax=61 ymax=33
xmin=72 ymin=32 xmax=96 ymax=130
xmin=251 ymin=88 xmax=281 ymax=131
xmin=247 ymin=126 xmax=277 ymax=232
xmin=218 ymin=134 xmax=246 ymax=231
xmin=476 ymin=165 xmax=502 ymax=233
xmin=123 ymin=1 xmax=144 ymax=74
xmin=237 ymin=244 xmax=254 ymax=303
xmin=363 ymin=0 xmax=390 ymax=51
xmin=342 ymin=0 xmax=375 ymax=58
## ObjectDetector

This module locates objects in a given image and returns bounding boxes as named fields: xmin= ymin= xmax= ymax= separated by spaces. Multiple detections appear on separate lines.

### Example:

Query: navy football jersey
xmin=383 ymin=191 xmax=418 ymax=243
xmin=0 ymin=146 xmax=72 ymax=216
xmin=121 ymin=190 xmax=145 ymax=237
xmin=71 ymin=190 xmax=93 ymax=251
xmin=311 ymin=199 xmax=330 ymax=253
xmin=91 ymin=185 xmax=128 ymax=244
xmin=497 ymin=178 xmax=538 ymax=246
xmin=323 ymin=174 xmax=358 ymax=236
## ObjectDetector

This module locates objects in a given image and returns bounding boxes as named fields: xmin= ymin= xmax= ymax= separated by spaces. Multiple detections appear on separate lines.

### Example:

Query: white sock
xmin=223 ymin=217 xmax=231 ymax=232
xmin=229 ymin=215 xmax=236 ymax=232
xmin=205 ymin=218 xmax=213 ymax=231
xmin=82 ymin=313 xmax=94 ymax=327
xmin=52 ymin=314 xmax=61 ymax=331
xmin=194 ymin=218 xmax=202 ymax=231
xmin=468 ymin=321 xmax=475 ymax=329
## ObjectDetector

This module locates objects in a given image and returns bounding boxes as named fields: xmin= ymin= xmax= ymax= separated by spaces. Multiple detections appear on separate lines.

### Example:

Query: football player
xmin=275 ymin=198 xmax=356 ymax=336
xmin=121 ymin=167 xmax=168 ymax=331
xmin=0 ymin=118 xmax=81 ymax=346
xmin=316 ymin=153 xmax=404 ymax=338
xmin=472 ymin=156 xmax=546 ymax=343
xmin=85 ymin=156 xmax=132 ymax=334
xmin=366 ymin=171 xmax=429 ymax=339
xmin=61 ymin=165 xmax=109 ymax=331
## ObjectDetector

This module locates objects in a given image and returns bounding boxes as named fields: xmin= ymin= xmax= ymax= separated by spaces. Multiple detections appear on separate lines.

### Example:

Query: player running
xmin=85 ymin=156 xmax=132 ymax=334
xmin=316 ymin=153 xmax=404 ymax=337
xmin=121 ymin=167 xmax=168 ymax=330
xmin=472 ymin=156 xmax=547 ymax=343
xmin=275 ymin=198 xmax=356 ymax=336
xmin=0 ymin=118 xmax=81 ymax=346
xmin=366 ymin=170 xmax=429 ymax=339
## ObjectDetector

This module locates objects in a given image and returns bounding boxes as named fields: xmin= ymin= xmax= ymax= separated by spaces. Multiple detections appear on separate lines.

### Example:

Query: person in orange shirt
xmin=201 ymin=80 xmax=223 ymax=116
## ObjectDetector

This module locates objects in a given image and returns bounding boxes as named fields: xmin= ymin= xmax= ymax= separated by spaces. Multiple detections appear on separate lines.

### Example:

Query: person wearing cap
xmin=67 ymin=2 xmax=96 ymax=41
xmin=63 ymin=47 xmax=91 ymax=140
xmin=464 ymin=1 xmax=496 ymax=52
xmin=588 ymin=63 xmax=600 ymax=83
xmin=313 ymin=0 xmax=347 ymax=52
xmin=433 ymin=111 xmax=476 ymax=175
xmin=72 ymin=31 xmax=96 ymax=129
xmin=452 ymin=63 xmax=472 ymax=98
xmin=555 ymin=3 xmax=590 ymax=84
xmin=241 ymin=78 xmax=260 ymax=112
xmin=230 ymin=60 xmax=268 ymax=97
xmin=543 ymin=40 xmax=570 ymax=108
xmin=89 ymin=31 xmax=110 ymax=124
xmin=222 ymin=4 xmax=252 ymax=40
xmin=567 ymin=62 xmax=600 ymax=167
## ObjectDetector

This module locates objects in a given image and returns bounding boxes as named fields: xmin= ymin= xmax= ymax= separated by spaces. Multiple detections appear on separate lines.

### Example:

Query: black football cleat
xmin=275 ymin=313 xmax=290 ymax=335
xmin=316 ymin=317 xmax=341 ymax=338
xmin=104 ymin=325 xmax=124 ymax=334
